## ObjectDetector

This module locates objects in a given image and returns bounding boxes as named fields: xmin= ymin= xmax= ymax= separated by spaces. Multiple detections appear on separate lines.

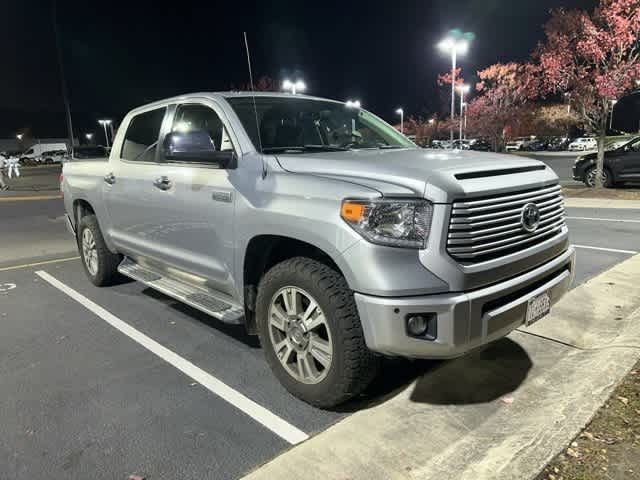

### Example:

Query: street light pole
xmin=438 ymin=32 xmax=471 ymax=148
xmin=463 ymin=102 xmax=468 ymax=139
xmin=457 ymin=84 xmax=470 ymax=143
xmin=609 ymin=99 xmax=618 ymax=130
xmin=98 ymin=119 xmax=112 ymax=148
xmin=395 ymin=108 xmax=404 ymax=133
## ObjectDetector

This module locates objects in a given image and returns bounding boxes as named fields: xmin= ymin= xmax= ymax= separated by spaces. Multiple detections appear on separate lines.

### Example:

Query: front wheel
xmin=256 ymin=257 xmax=379 ymax=408
xmin=584 ymin=166 xmax=612 ymax=188
xmin=77 ymin=215 xmax=122 ymax=286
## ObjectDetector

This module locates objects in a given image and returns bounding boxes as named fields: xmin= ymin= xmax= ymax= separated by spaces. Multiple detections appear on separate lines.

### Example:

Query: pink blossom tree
xmin=464 ymin=62 xmax=532 ymax=150
xmin=533 ymin=0 xmax=640 ymax=187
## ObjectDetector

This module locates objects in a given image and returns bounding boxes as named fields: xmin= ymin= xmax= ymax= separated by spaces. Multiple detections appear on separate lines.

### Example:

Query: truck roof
xmin=128 ymin=91 xmax=341 ymax=115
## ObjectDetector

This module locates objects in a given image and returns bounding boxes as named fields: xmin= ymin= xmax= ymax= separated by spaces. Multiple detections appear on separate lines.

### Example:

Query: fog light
xmin=407 ymin=315 xmax=429 ymax=336
xmin=405 ymin=313 xmax=437 ymax=340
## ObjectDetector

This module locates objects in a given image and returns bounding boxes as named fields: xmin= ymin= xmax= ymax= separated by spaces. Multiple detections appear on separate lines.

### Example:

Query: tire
xmin=77 ymin=215 xmax=122 ymax=286
xmin=584 ymin=166 xmax=612 ymax=188
xmin=256 ymin=257 xmax=379 ymax=408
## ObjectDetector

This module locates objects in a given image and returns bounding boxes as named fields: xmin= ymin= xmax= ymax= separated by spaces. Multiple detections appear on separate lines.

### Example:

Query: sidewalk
xmin=242 ymin=254 xmax=640 ymax=480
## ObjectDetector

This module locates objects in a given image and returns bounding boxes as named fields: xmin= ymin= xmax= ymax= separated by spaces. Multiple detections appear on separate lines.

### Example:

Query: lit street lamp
xmin=457 ymin=84 xmax=470 ymax=142
xmin=282 ymin=79 xmax=306 ymax=95
xmin=85 ymin=133 xmax=94 ymax=143
xmin=462 ymin=102 xmax=468 ymax=139
xmin=438 ymin=30 xmax=472 ymax=147
xmin=345 ymin=100 xmax=361 ymax=109
xmin=428 ymin=118 xmax=435 ymax=125
xmin=16 ymin=134 xmax=23 ymax=141
xmin=395 ymin=108 xmax=404 ymax=133
xmin=609 ymin=99 xmax=618 ymax=130
xmin=98 ymin=119 xmax=112 ymax=148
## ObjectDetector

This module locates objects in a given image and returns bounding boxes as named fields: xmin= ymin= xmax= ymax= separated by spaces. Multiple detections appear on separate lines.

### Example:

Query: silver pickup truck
xmin=62 ymin=92 xmax=575 ymax=407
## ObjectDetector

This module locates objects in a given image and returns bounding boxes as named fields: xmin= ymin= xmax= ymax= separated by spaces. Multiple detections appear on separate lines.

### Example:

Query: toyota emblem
xmin=521 ymin=203 xmax=540 ymax=232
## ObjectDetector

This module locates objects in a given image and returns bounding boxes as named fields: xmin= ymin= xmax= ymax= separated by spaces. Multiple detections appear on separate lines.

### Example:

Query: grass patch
xmin=537 ymin=361 xmax=640 ymax=480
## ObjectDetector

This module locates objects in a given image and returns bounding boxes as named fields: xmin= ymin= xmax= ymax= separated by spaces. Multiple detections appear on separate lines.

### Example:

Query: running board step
xmin=118 ymin=258 xmax=244 ymax=324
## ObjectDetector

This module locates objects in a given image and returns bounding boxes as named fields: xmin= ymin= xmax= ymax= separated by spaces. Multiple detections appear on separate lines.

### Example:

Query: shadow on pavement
xmin=410 ymin=337 xmax=532 ymax=405
xmin=141 ymin=286 xmax=261 ymax=348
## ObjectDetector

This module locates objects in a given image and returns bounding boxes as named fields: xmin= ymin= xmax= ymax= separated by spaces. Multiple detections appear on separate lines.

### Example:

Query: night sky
xmin=5 ymin=0 xmax=637 ymax=140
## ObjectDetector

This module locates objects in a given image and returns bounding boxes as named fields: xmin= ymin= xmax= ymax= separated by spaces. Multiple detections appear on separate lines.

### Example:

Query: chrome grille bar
xmin=446 ymin=183 xmax=566 ymax=262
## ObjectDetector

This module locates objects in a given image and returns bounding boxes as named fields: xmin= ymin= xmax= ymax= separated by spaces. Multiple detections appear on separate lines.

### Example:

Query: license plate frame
xmin=525 ymin=291 xmax=551 ymax=326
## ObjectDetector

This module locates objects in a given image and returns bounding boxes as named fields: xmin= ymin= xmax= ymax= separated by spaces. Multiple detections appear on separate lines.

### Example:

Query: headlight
xmin=341 ymin=199 xmax=433 ymax=248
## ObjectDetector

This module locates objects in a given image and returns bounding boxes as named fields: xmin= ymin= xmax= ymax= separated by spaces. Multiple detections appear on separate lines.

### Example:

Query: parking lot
xmin=0 ymin=195 xmax=638 ymax=479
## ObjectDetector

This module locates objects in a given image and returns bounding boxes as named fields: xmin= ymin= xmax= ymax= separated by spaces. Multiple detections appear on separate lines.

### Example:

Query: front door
xmin=150 ymin=102 xmax=238 ymax=297
xmin=617 ymin=138 xmax=640 ymax=181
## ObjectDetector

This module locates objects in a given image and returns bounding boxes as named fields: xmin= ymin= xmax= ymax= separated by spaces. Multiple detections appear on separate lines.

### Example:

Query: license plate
xmin=525 ymin=291 xmax=551 ymax=326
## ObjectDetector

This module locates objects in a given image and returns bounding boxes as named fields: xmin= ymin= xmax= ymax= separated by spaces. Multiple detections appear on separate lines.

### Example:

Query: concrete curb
xmin=242 ymin=254 xmax=640 ymax=480
xmin=564 ymin=197 xmax=640 ymax=209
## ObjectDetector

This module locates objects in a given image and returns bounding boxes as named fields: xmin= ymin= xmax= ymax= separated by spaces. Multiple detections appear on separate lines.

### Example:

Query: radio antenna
xmin=243 ymin=32 xmax=267 ymax=179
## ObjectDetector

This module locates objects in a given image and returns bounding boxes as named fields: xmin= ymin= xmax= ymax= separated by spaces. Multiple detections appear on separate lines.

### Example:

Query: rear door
xmin=102 ymin=105 xmax=170 ymax=261
xmin=617 ymin=138 xmax=640 ymax=181
xmin=149 ymin=101 xmax=239 ymax=297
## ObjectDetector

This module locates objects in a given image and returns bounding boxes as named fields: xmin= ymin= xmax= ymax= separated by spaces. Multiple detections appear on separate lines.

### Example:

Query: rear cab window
xmin=121 ymin=107 xmax=167 ymax=162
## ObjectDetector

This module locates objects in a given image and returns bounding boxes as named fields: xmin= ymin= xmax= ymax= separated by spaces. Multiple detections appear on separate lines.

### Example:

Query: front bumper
xmin=354 ymin=247 xmax=575 ymax=359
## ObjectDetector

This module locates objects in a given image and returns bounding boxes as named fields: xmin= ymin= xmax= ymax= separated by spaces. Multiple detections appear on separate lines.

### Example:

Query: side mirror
xmin=163 ymin=131 xmax=236 ymax=168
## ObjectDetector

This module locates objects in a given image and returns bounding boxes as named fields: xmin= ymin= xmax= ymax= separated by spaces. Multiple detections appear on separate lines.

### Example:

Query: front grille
xmin=447 ymin=184 xmax=565 ymax=262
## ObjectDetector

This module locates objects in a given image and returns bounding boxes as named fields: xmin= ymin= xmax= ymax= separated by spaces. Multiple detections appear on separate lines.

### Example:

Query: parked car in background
xmin=20 ymin=143 xmax=68 ymax=163
xmin=505 ymin=137 xmax=533 ymax=152
xmin=573 ymin=136 xmax=640 ymax=187
xmin=41 ymin=150 xmax=69 ymax=164
xmin=72 ymin=145 xmax=110 ymax=160
xmin=568 ymin=137 xmax=597 ymax=152
xmin=451 ymin=139 xmax=471 ymax=150
xmin=546 ymin=137 xmax=571 ymax=151
xmin=469 ymin=139 xmax=492 ymax=151
xmin=523 ymin=139 xmax=548 ymax=152
xmin=62 ymin=92 xmax=574 ymax=407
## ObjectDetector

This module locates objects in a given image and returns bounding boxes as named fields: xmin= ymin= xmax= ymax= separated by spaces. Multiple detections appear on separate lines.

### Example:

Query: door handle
xmin=103 ymin=172 xmax=116 ymax=185
xmin=153 ymin=176 xmax=172 ymax=191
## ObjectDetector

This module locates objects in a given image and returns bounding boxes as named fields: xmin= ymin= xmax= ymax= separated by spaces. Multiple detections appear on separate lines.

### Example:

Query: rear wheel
xmin=256 ymin=257 xmax=379 ymax=408
xmin=77 ymin=215 xmax=122 ymax=286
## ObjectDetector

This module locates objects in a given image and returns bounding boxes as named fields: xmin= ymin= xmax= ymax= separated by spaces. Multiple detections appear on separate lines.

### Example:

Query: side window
xmin=26 ymin=148 xmax=34 ymax=155
xmin=171 ymin=104 xmax=234 ymax=153
xmin=120 ymin=107 xmax=166 ymax=162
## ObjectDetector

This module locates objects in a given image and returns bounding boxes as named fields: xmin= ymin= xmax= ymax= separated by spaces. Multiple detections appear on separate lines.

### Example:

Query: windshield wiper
xmin=262 ymin=145 xmax=350 ymax=153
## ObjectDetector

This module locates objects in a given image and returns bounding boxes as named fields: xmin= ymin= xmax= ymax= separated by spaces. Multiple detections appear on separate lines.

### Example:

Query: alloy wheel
xmin=268 ymin=286 xmax=333 ymax=384
xmin=81 ymin=228 xmax=98 ymax=276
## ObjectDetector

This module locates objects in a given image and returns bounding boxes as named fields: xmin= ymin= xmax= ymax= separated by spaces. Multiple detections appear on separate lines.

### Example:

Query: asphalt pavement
xmin=1 ymin=195 xmax=639 ymax=479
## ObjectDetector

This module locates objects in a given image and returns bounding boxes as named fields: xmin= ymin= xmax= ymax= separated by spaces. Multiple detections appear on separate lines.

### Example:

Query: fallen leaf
xmin=617 ymin=396 xmax=629 ymax=405
xmin=566 ymin=447 xmax=579 ymax=458
xmin=571 ymin=441 xmax=578 ymax=448
xmin=581 ymin=432 xmax=594 ymax=440
xmin=501 ymin=396 xmax=514 ymax=405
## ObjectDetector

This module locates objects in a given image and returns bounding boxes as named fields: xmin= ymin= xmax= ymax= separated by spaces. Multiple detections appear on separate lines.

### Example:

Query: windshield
xmin=227 ymin=96 xmax=414 ymax=153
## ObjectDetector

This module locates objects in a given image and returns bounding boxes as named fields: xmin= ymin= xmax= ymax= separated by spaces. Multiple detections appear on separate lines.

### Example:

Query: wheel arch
xmin=242 ymin=234 xmax=351 ymax=335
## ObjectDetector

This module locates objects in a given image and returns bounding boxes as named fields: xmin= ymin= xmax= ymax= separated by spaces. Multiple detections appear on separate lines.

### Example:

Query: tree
xmin=532 ymin=0 xmax=640 ymax=187
xmin=232 ymin=75 xmax=278 ymax=92
xmin=531 ymin=104 xmax=581 ymax=137
xmin=463 ymin=62 xmax=531 ymax=150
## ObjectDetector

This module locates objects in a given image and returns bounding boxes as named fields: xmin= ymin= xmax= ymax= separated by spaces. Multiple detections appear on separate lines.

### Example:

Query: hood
xmin=276 ymin=148 xmax=559 ymax=203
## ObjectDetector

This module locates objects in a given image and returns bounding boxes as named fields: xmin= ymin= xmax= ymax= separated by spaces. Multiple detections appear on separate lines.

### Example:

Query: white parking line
xmin=35 ymin=270 xmax=309 ymax=446
xmin=573 ymin=244 xmax=638 ymax=255
xmin=566 ymin=216 xmax=640 ymax=224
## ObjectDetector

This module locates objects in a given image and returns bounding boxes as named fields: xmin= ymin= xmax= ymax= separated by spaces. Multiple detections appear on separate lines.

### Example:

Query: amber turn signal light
xmin=341 ymin=202 xmax=365 ymax=222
